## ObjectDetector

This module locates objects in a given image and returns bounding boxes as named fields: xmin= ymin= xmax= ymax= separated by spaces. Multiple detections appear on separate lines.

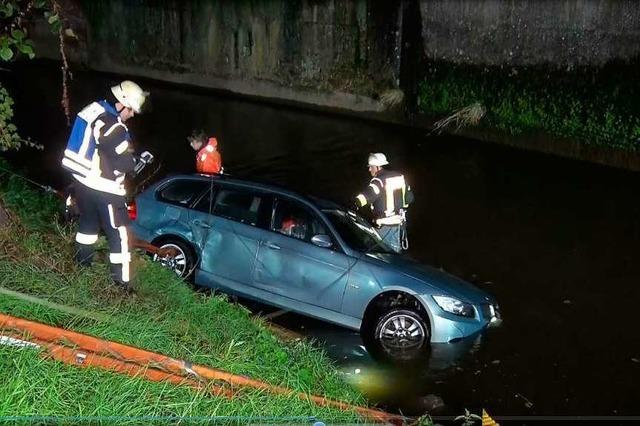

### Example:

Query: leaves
xmin=0 ymin=84 xmax=38 ymax=151
xmin=0 ymin=46 xmax=12 ymax=61
xmin=43 ymin=9 xmax=62 ymax=33
xmin=17 ymin=42 xmax=34 ymax=59
xmin=0 ymin=0 xmax=63 ymax=150
xmin=47 ymin=12 xmax=59 ymax=24
xmin=10 ymin=29 xmax=24 ymax=41
xmin=0 ymin=2 xmax=14 ymax=18
xmin=0 ymin=1 xmax=64 ymax=63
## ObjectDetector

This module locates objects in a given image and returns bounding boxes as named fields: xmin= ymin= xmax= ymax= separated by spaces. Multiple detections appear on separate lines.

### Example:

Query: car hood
xmin=365 ymin=253 xmax=492 ymax=304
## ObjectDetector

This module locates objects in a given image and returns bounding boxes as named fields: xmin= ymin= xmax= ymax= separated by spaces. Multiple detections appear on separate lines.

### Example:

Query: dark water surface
xmin=3 ymin=61 xmax=640 ymax=417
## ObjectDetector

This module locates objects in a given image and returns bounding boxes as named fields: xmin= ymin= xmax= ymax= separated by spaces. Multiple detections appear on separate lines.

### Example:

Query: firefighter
xmin=354 ymin=153 xmax=414 ymax=252
xmin=188 ymin=130 xmax=223 ymax=174
xmin=61 ymin=80 xmax=152 ymax=291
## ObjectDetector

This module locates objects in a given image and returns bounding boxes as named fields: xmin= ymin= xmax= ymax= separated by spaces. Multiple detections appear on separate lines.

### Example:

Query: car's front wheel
xmin=152 ymin=239 xmax=195 ymax=280
xmin=363 ymin=308 xmax=430 ymax=362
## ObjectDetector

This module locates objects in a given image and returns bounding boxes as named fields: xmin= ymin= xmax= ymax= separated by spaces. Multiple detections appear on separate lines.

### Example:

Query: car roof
xmin=160 ymin=173 xmax=343 ymax=210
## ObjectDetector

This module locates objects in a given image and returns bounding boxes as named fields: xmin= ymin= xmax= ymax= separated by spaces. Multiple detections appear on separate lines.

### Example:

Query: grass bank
xmin=0 ymin=159 xmax=366 ymax=423
xmin=418 ymin=60 xmax=640 ymax=151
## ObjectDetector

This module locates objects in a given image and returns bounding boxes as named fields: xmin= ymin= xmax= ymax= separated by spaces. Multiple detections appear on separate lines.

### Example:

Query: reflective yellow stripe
xmin=72 ymin=174 xmax=127 ymax=196
xmin=62 ymin=157 xmax=91 ymax=176
xmin=107 ymin=204 xmax=117 ymax=229
xmin=118 ymin=226 xmax=130 ymax=283
xmin=64 ymin=149 xmax=93 ymax=168
xmin=356 ymin=194 xmax=367 ymax=207
xmin=115 ymin=141 xmax=129 ymax=154
xmin=376 ymin=215 xmax=404 ymax=225
xmin=104 ymin=122 xmax=124 ymax=137
xmin=75 ymin=233 xmax=98 ymax=245
xmin=368 ymin=183 xmax=380 ymax=195
xmin=384 ymin=175 xmax=406 ymax=216
xmin=109 ymin=252 xmax=132 ymax=264
xmin=93 ymin=120 xmax=105 ymax=145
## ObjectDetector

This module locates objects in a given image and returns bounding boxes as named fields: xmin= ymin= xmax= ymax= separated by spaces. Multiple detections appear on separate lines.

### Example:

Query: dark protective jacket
xmin=62 ymin=100 xmax=136 ymax=196
xmin=355 ymin=169 xmax=414 ymax=220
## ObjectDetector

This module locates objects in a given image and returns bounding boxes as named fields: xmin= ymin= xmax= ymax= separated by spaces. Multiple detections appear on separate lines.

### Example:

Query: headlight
xmin=432 ymin=296 xmax=475 ymax=318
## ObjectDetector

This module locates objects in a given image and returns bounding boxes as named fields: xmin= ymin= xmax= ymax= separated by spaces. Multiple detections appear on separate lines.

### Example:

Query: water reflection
xmin=340 ymin=337 xmax=483 ymax=415
xmin=271 ymin=309 xmax=484 ymax=414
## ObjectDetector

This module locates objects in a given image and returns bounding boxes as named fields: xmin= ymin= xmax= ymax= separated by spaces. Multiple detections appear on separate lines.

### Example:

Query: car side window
xmin=213 ymin=187 xmax=266 ymax=227
xmin=192 ymin=185 xmax=219 ymax=213
xmin=272 ymin=198 xmax=328 ymax=243
xmin=157 ymin=179 xmax=209 ymax=207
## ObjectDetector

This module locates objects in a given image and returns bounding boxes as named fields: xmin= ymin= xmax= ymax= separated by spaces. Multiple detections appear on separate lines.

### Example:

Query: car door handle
xmin=266 ymin=242 xmax=281 ymax=250
xmin=193 ymin=219 xmax=211 ymax=229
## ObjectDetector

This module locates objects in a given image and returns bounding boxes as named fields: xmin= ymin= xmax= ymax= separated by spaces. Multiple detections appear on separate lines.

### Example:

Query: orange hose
xmin=0 ymin=314 xmax=404 ymax=424
xmin=41 ymin=340 xmax=234 ymax=398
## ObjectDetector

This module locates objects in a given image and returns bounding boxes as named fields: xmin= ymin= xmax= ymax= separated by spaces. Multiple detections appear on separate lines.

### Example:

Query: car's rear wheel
xmin=152 ymin=239 xmax=195 ymax=280
xmin=363 ymin=308 xmax=430 ymax=362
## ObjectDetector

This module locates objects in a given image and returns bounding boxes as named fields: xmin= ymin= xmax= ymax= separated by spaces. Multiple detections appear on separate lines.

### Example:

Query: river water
xmin=3 ymin=61 xmax=640 ymax=417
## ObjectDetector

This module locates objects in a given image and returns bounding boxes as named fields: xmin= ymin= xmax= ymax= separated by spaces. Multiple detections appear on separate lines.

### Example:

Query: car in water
xmin=130 ymin=174 xmax=500 ymax=360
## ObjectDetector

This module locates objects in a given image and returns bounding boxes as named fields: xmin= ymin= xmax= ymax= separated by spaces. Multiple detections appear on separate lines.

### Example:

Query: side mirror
xmin=311 ymin=234 xmax=333 ymax=248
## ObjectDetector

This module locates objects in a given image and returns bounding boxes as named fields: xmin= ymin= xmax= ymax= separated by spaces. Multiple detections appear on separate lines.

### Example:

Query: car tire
xmin=363 ymin=308 xmax=430 ymax=363
xmin=151 ymin=239 xmax=195 ymax=280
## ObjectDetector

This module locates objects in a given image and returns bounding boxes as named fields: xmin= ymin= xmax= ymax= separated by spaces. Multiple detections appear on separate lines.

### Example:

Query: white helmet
xmin=367 ymin=152 xmax=389 ymax=167
xmin=111 ymin=80 xmax=149 ymax=114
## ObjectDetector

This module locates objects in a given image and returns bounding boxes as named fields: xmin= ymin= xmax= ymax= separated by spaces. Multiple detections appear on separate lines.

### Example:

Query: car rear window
xmin=157 ymin=179 xmax=209 ymax=207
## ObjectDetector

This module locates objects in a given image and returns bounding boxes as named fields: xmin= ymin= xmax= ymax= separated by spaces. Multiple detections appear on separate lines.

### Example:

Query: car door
xmin=252 ymin=196 xmax=351 ymax=312
xmin=190 ymin=184 xmax=271 ymax=288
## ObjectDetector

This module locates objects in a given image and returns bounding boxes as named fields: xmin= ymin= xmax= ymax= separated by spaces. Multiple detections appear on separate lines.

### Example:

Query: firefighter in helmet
xmin=354 ymin=153 xmax=413 ymax=252
xmin=61 ymin=80 xmax=152 ymax=291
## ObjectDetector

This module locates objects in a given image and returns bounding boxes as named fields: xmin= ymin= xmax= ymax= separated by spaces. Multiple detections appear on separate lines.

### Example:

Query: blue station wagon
xmin=131 ymin=174 xmax=500 ymax=360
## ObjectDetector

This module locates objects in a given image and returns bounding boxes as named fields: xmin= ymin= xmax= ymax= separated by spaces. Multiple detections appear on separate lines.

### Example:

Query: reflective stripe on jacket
xmin=355 ymin=169 xmax=413 ymax=219
xmin=61 ymin=100 xmax=136 ymax=196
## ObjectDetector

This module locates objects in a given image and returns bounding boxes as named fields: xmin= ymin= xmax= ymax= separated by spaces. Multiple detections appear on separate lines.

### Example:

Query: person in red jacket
xmin=188 ymin=130 xmax=223 ymax=174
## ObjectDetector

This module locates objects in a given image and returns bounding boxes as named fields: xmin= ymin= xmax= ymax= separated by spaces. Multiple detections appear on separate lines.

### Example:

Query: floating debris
xmin=515 ymin=392 xmax=534 ymax=409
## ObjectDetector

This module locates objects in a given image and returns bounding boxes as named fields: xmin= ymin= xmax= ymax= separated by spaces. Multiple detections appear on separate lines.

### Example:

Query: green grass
xmin=0 ymin=345 xmax=350 ymax=424
xmin=0 ymin=158 xmax=367 ymax=422
xmin=418 ymin=61 xmax=640 ymax=151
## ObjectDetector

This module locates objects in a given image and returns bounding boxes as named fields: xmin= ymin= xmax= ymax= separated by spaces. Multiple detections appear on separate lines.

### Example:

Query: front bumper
xmin=421 ymin=296 xmax=501 ymax=343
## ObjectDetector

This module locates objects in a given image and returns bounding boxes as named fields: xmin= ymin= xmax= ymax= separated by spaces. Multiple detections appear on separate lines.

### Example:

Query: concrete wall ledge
xmin=88 ymin=62 xmax=385 ymax=116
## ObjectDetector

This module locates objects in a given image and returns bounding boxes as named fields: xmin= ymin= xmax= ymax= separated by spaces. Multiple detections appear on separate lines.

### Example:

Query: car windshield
xmin=323 ymin=209 xmax=395 ymax=254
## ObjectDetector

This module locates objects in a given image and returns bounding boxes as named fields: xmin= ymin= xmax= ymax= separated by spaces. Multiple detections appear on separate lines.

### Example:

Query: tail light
xmin=127 ymin=201 xmax=137 ymax=221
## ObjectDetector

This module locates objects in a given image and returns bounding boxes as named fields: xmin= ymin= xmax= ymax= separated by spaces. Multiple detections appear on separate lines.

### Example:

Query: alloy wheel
xmin=377 ymin=312 xmax=426 ymax=352
xmin=153 ymin=243 xmax=187 ymax=277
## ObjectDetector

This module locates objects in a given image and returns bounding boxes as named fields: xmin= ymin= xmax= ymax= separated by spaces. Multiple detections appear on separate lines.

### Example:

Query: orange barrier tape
xmin=0 ymin=314 xmax=404 ymax=424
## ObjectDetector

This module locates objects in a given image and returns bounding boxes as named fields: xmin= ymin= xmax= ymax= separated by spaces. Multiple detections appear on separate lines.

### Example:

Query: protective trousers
xmin=73 ymin=184 xmax=131 ymax=285
xmin=378 ymin=225 xmax=402 ymax=253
